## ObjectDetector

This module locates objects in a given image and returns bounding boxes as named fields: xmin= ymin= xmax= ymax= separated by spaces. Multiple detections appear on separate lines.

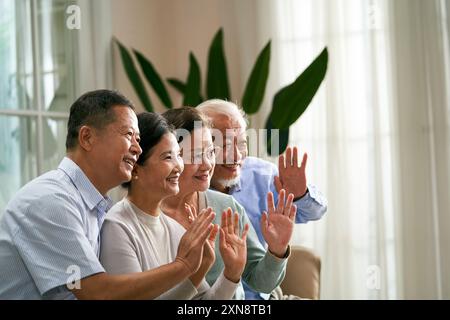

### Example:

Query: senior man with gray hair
xmin=197 ymin=99 xmax=327 ymax=300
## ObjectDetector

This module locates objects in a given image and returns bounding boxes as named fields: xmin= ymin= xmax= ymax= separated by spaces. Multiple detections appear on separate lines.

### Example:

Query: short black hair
xmin=162 ymin=107 xmax=210 ymax=143
xmin=66 ymin=89 xmax=135 ymax=150
xmin=122 ymin=112 xmax=174 ymax=189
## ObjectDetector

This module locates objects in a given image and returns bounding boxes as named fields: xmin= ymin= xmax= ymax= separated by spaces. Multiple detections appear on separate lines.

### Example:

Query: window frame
xmin=0 ymin=0 xmax=74 ymax=174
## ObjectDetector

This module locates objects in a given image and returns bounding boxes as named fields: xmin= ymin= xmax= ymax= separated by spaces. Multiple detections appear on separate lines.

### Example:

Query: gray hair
xmin=196 ymin=99 xmax=248 ymax=129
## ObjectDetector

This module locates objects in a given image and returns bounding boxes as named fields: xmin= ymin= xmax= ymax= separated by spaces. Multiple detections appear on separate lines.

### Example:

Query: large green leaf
xmin=270 ymin=47 xmax=328 ymax=129
xmin=265 ymin=116 xmax=289 ymax=156
xmin=242 ymin=41 xmax=271 ymax=114
xmin=133 ymin=49 xmax=172 ymax=109
xmin=167 ymin=78 xmax=186 ymax=95
xmin=183 ymin=53 xmax=202 ymax=106
xmin=115 ymin=38 xmax=153 ymax=112
xmin=206 ymin=28 xmax=230 ymax=100
xmin=167 ymin=78 xmax=204 ymax=103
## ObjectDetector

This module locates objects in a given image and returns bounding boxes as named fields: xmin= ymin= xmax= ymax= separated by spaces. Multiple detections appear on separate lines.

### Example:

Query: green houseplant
xmin=115 ymin=28 xmax=328 ymax=155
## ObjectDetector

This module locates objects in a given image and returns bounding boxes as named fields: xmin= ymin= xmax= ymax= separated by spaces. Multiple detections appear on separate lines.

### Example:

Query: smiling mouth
xmin=166 ymin=176 xmax=179 ymax=184
xmin=194 ymin=174 xmax=209 ymax=181
xmin=123 ymin=158 xmax=135 ymax=169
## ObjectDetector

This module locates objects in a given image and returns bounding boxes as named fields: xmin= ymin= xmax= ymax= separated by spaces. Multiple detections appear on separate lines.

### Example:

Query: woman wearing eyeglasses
xmin=99 ymin=112 xmax=247 ymax=300
xmin=161 ymin=107 xmax=296 ymax=300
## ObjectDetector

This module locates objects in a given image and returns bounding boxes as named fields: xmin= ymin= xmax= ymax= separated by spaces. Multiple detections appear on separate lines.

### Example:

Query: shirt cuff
xmin=217 ymin=271 xmax=240 ymax=293
xmin=201 ymin=271 xmax=239 ymax=300
xmin=294 ymin=190 xmax=312 ymax=205
xmin=156 ymin=279 xmax=198 ymax=300
xmin=268 ymin=245 xmax=291 ymax=261
xmin=293 ymin=188 xmax=309 ymax=202
xmin=300 ymin=184 xmax=328 ymax=207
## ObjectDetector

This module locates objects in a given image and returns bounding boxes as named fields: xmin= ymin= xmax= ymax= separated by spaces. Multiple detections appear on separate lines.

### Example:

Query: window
xmin=270 ymin=0 xmax=450 ymax=299
xmin=270 ymin=0 xmax=398 ymax=299
xmin=0 ymin=0 xmax=78 ymax=214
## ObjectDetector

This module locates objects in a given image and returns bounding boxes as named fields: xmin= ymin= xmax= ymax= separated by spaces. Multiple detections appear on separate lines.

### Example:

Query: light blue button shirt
xmin=0 ymin=157 xmax=110 ymax=299
xmin=223 ymin=156 xmax=328 ymax=300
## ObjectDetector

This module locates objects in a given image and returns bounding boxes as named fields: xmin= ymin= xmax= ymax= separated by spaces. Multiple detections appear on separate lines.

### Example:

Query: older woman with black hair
xmin=161 ymin=107 xmax=297 ymax=300
xmin=100 ymin=112 xmax=246 ymax=299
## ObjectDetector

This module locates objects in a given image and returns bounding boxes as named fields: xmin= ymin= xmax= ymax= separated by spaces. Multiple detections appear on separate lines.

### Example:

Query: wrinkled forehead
xmin=205 ymin=113 xmax=248 ymax=146
xmin=111 ymin=106 xmax=139 ymax=130
xmin=211 ymin=113 xmax=244 ymax=133
xmin=210 ymin=128 xmax=247 ymax=146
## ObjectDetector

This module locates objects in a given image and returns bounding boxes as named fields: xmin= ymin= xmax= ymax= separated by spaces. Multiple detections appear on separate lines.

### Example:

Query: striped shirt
xmin=0 ymin=157 xmax=110 ymax=299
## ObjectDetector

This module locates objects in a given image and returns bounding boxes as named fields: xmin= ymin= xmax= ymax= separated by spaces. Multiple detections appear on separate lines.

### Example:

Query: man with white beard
xmin=197 ymin=99 xmax=328 ymax=300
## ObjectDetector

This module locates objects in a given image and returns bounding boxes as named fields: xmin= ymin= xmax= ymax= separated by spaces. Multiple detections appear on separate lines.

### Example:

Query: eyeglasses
xmin=187 ymin=145 xmax=221 ymax=164
xmin=222 ymin=139 xmax=248 ymax=153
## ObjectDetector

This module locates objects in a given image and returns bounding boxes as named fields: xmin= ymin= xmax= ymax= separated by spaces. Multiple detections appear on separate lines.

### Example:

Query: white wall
xmin=111 ymin=0 xmax=262 ymax=114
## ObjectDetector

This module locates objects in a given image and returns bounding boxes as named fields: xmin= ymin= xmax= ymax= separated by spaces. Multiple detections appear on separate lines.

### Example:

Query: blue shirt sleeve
xmin=292 ymin=185 xmax=328 ymax=223
xmin=11 ymin=192 xmax=105 ymax=297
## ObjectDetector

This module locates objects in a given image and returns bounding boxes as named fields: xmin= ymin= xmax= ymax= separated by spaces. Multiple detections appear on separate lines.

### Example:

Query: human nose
xmin=233 ymin=140 xmax=243 ymax=162
xmin=131 ymin=136 xmax=142 ymax=156
xmin=201 ymin=153 xmax=214 ymax=170
xmin=174 ymin=154 xmax=184 ymax=173
xmin=223 ymin=143 xmax=236 ymax=164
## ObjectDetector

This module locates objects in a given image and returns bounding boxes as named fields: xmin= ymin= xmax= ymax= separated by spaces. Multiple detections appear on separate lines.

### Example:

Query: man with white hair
xmin=197 ymin=99 xmax=327 ymax=300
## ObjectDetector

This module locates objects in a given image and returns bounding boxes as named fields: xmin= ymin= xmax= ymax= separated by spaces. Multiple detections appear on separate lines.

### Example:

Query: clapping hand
xmin=219 ymin=208 xmax=249 ymax=283
xmin=185 ymin=204 xmax=218 ymax=287
xmin=176 ymin=207 xmax=215 ymax=275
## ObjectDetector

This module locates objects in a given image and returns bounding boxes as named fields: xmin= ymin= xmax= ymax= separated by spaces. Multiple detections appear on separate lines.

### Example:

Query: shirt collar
xmin=125 ymin=198 xmax=162 ymax=226
xmin=58 ymin=157 xmax=112 ymax=211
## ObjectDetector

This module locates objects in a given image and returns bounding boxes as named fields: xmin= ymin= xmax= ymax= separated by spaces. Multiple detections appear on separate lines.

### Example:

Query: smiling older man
xmin=0 ymin=90 xmax=214 ymax=299
xmin=197 ymin=99 xmax=328 ymax=300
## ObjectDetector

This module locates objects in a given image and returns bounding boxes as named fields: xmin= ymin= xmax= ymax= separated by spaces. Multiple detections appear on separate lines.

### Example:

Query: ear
xmin=132 ymin=165 xmax=139 ymax=179
xmin=78 ymin=125 xmax=96 ymax=151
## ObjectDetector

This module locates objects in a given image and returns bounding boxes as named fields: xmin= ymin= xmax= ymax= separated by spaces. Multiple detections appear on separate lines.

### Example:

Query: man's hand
xmin=176 ymin=207 xmax=215 ymax=275
xmin=260 ymin=190 xmax=296 ymax=258
xmin=274 ymin=146 xmax=308 ymax=199
xmin=219 ymin=208 xmax=249 ymax=283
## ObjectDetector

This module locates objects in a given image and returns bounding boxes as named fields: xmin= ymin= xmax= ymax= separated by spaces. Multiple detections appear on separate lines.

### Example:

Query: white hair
xmin=196 ymin=99 xmax=248 ymax=129
xmin=214 ymin=176 xmax=241 ymax=190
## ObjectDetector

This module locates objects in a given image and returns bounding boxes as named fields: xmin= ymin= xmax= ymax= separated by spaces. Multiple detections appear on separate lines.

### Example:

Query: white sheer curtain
xmin=237 ymin=0 xmax=450 ymax=299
